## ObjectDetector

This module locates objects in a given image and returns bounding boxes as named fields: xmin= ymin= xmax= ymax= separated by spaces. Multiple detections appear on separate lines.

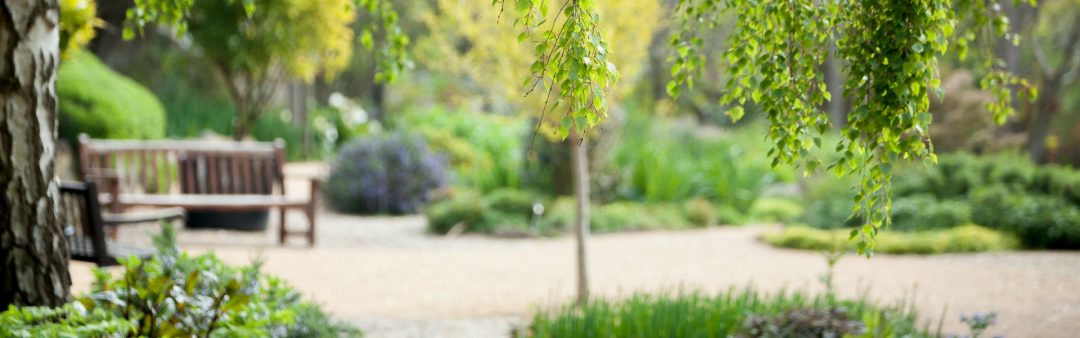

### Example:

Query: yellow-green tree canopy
xmin=418 ymin=0 xmax=661 ymax=133
xmin=59 ymin=0 xmax=99 ymax=60
xmin=125 ymin=0 xmax=409 ymax=139
xmin=191 ymin=0 xmax=356 ymax=139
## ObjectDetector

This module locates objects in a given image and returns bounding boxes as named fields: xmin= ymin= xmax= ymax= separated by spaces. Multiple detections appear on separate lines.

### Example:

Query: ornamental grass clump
xmin=518 ymin=289 xmax=930 ymax=338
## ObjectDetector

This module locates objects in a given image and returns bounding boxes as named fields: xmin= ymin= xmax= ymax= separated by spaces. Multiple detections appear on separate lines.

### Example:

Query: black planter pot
xmin=185 ymin=210 xmax=270 ymax=232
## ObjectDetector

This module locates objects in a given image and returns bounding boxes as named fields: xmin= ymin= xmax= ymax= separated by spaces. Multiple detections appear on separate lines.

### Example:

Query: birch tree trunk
xmin=0 ymin=0 xmax=71 ymax=308
xmin=569 ymin=132 xmax=590 ymax=306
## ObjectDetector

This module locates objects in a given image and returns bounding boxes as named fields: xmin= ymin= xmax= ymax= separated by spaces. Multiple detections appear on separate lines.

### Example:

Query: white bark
xmin=0 ymin=0 xmax=70 ymax=307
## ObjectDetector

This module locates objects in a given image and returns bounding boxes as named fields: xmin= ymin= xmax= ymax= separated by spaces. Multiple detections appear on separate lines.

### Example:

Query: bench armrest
xmin=86 ymin=173 xmax=122 ymax=212
xmin=309 ymin=178 xmax=321 ymax=208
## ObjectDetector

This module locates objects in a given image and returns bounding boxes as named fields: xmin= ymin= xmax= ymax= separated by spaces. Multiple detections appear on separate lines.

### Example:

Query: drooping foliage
xmin=502 ymin=0 xmax=1036 ymax=255
xmin=673 ymin=0 xmax=1037 ymax=255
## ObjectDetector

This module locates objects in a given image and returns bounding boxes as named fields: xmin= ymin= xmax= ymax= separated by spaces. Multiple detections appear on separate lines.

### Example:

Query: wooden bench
xmin=60 ymin=181 xmax=184 ymax=266
xmin=78 ymin=135 xmax=319 ymax=246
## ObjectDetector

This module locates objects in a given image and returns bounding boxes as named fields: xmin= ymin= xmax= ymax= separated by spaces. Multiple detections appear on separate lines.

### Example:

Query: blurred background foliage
xmin=55 ymin=0 xmax=1080 ymax=246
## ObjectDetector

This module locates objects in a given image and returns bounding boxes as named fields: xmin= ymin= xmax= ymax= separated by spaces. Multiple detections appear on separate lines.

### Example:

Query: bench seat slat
xmin=103 ymin=194 xmax=310 ymax=209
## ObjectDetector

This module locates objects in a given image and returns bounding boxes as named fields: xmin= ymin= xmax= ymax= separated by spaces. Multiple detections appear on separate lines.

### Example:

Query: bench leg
xmin=306 ymin=179 xmax=319 ymax=246
xmin=305 ymin=204 xmax=316 ymax=246
xmin=278 ymin=207 xmax=287 ymax=245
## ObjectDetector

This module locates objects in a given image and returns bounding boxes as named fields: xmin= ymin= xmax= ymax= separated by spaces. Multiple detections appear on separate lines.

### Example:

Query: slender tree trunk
xmin=233 ymin=123 xmax=250 ymax=141
xmin=289 ymin=81 xmax=310 ymax=153
xmin=568 ymin=132 xmax=590 ymax=306
xmin=1027 ymin=76 xmax=1062 ymax=163
xmin=0 ymin=0 xmax=72 ymax=308
xmin=371 ymin=81 xmax=385 ymax=123
xmin=824 ymin=45 xmax=846 ymax=129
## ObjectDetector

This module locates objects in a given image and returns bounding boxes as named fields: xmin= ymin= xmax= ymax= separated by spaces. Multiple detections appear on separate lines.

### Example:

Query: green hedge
xmin=762 ymin=225 xmax=1019 ymax=255
xmin=804 ymin=153 xmax=1080 ymax=249
xmin=971 ymin=186 xmax=1080 ymax=249
xmin=58 ymin=51 xmax=165 ymax=142
xmin=888 ymin=195 xmax=972 ymax=232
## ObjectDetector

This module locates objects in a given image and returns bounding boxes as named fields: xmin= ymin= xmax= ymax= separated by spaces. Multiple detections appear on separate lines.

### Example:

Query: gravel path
xmin=66 ymin=165 xmax=1080 ymax=337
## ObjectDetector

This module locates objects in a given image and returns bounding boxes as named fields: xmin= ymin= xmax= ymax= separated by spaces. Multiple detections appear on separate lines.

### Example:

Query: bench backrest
xmin=78 ymin=135 xmax=287 ymax=196
xmin=59 ymin=181 xmax=109 ymax=266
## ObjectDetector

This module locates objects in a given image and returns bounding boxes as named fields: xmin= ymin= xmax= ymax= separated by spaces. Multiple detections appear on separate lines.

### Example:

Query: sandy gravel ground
xmin=66 ymin=164 xmax=1080 ymax=338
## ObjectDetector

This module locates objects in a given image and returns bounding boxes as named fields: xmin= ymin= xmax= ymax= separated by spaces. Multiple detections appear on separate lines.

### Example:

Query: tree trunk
xmin=1027 ymin=76 xmax=1062 ymax=163
xmin=568 ymin=132 xmax=590 ymax=306
xmin=824 ymin=45 xmax=846 ymax=129
xmin=371 ymin=81 xmax=385 ymax=123
xmin=232 ymin=123 xmax=250 ymax=141
xmin=0 ymin=0 xmax=72 ymax=308
xmin=289 ymin=81 xmax=310 ymax=153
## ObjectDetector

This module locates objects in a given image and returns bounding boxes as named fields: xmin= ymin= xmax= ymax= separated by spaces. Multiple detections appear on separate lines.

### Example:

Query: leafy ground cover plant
xmin=0 ymin=225 xmax=359 ymax=337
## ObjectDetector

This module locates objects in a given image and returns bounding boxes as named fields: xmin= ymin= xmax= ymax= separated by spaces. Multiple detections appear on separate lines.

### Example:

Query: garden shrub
xmin=426 ymin=189 xmax=550 ymax=235
xmin=535 ymin=197 xmax=576 ymax=234
xmin=970 ymin=187 xmax=1080 ymax=249
xmin=641 ymin=204 xmax=692 ymax=230
xmin=429 ymin=192 xmax=702 ymax=237
xmin=588 ymin=203 xmax=649 ymax=233
xmin=610 ymin=112 xmax=783 ymax=213
xmin=806 ymin=152 xmax=1080 ymax=249
xmin=57 ymin=51 xmax=165 ymax=142
xmin=0 ymin=225 xmax=358 ymax=337
xmin=714 ymin=204 xmax=748 ymax=225
xmin=326 ymin=132 xmax=448 ymax=215
xmin=888 ymin=194 xmax=971 ymax=232
xmin=479 ymin=189 xmax=548 ymax=236
xmin=748 ymin=197 xmax=804 ymax=223
xmin=683 ymin=198 xmax=716 ymax=227
xmin=485 ymin=188 xmax=545 ymax=217
xmin=395 ymin=108 xmax=528 ymax=193
xmin=540 ymin=200 xmax=691 ymax=234
xmin=425 ymin=190 xmax=485 ymax=234
xmin=801 ymin=176 xmax=863 ymax=230
xmin=519 ymin=289 xmax=929 ymax=338
xmin=762 ymin=225 xmax=1019 ymax=255
xmin=743 ymin=307 xmax=864 ymax=338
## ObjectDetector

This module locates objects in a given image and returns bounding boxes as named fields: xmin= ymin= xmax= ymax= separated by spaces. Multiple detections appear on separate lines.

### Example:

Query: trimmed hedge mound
xmin=764 ymin=224 xmax=1015 ymax=253
xmin=58 ymin=52 xmax=165 ymax=142
xmin=762 ymin=225 xmax=1019 ymax=255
